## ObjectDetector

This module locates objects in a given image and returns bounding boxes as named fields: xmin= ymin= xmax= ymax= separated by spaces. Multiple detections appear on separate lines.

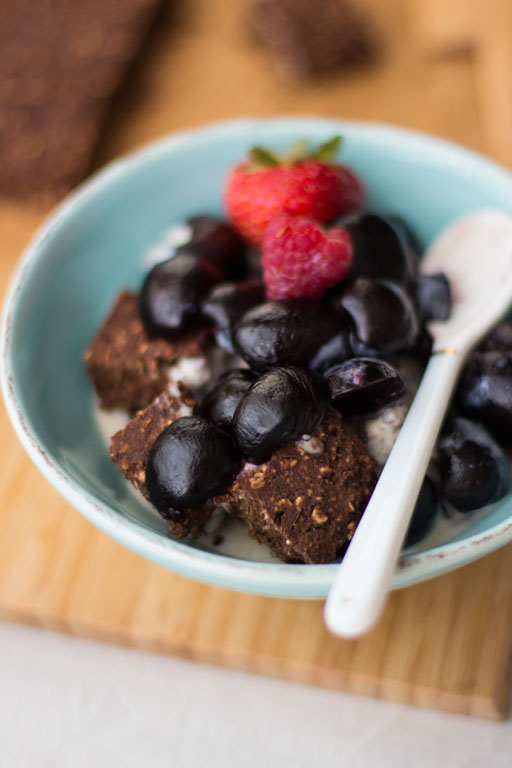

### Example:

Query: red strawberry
xmin=262 ymin=214 xmax=353 ymax=300
xmin=225 ymin=136 xmax=363 ymax=246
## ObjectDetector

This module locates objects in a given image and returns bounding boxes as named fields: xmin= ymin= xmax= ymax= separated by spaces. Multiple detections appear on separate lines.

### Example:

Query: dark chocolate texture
xmin=85 ymin=291 xmax=207 ymax=412
xmin=221 ymin=408 xmax=376 ymax=563
xmin=0 ymin=0 xmax=163 ymax=202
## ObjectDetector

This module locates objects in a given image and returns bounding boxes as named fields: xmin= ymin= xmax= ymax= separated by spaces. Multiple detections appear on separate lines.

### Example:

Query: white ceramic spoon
xmin=324 ymin=210 xmax=512 ymax=639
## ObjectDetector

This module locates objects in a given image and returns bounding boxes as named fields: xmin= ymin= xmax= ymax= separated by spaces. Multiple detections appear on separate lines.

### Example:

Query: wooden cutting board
xmin=2 ymin=0 xmax=512 ymax=720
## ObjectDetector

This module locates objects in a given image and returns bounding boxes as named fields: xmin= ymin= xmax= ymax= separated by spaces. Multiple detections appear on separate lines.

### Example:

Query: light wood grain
xmin=1 ymin=0 xmax=512 ymax=720
xmin=411 ymin=0 xmax=512 ymax=167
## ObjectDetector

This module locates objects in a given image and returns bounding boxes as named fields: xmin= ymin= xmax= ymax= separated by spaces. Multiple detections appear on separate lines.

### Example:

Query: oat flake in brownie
xmin=85 ymin=291 xmax=207 ymax=412
xmin=109 ymin=385 xmax=212 ymax=539
xmin=220 ymin=408 xmax=376 ymax=564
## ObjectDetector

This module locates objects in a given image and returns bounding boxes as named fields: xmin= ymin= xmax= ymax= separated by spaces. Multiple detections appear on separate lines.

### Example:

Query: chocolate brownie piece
xmin=0 ymin=0 xmax=163 ymax=203
xmin=247 ymin=0 xmax=374 ymax=81
xmin=85 ymin=291 xmax=207 ymax=412
xmin=222 ymin=408 xmax=376 ymax=563
xmin=110 ymin=384 xmax=196 ymax=499
xmin=110 ymin=386 xmax=212 ymax=538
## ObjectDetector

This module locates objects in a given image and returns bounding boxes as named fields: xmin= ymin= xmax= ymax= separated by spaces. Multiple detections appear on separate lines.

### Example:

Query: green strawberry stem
xmin=247 ymin=134 xmax=343 ymax=171
xmin=280 ymin=140 xmax=309 ymax=164
xmin=248 ymin=147 xmax=280 ymax=167
xmin=309 ymin=135 xmax=343 ymax=162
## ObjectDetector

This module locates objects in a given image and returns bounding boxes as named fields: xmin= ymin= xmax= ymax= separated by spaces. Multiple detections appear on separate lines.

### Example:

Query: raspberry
xmin=262 ymin=215 xmax=353 ymax=300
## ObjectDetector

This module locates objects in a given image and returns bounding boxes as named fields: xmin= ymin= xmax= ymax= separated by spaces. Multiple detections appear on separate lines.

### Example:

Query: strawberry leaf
xmin=247 ymin=135 xmax=343 ymax=170
xmin=249 ymin=146 xmax=280 ymax=167
xmin=309 ymin=135 xmax=343 ymax=163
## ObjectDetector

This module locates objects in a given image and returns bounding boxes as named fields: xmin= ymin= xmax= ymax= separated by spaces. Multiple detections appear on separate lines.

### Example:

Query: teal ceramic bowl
xmin=3 ymin=118 xmax=512 ymax=599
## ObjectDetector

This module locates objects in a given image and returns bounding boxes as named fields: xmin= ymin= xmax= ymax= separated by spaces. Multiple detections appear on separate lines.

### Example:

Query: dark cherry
xmin=325 ymin=358 xmax=405 ymax=415
xmin=458 ymin=351 xmax=512 ymax=442
xmin=403 ymin=476 xmax=438 ymax=548
xmin=146 ymin=415 xmax=241 ymax=513
xmin=308 ymin=331 xmax=352 ymax=373
xmin=201 ymin=369 xmax=256 ymax=433
xmin=201 ymin=281 xmax=265 ymax=352
xmin=232 ymin=367 xmax=330 ymax=464
xmin=332 ymin=212 xmax=418 ymax=285
xmin=438 ymin=417 xmax=510 ymax=511
xmin=331 ymin=277 xmax=420 ymax=357
xmin=233 ymin=299 xmax=349 ymax=372
xmin=414 ymin=273 xmax=452 ymax=322
xmin=386 ymin=215 xmax=422 ymax=256
xmin=407 ymin=327 xmax=434 ymax=368
xmin=139 ymin=254 xmax=219 ymax=337
xmin=479 ymin=321 xmax=512 ymax=355
xmin=181 ymin=215 xmax=249 ymax=280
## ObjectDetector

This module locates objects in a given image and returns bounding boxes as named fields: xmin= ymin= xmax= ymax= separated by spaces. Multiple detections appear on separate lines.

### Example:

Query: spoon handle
xmin=324 ymin=349 xmax=465 ymax=638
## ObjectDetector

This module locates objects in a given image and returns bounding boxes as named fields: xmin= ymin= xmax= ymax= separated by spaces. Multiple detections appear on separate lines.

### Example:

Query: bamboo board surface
xmin=2 ymin=0 xmax=512 ymax=720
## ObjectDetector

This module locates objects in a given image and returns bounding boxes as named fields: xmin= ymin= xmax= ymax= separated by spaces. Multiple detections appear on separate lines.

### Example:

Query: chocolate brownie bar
xmin=222 ymin=408 xmax=376 ymax=563
xmin=110 ymin=386 xmax=212 ymax=538
xmin=0 ymin=0 xmax=163 ymax=203
xmin=247 ymin=0 xmax=375 ymax=81
xmin=85 ymin=291 xmax=207 ymax=412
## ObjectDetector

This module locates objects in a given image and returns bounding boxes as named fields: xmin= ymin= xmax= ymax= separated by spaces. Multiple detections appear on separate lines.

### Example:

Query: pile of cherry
xmin=140 ymin=213 xmax=512 ymax=548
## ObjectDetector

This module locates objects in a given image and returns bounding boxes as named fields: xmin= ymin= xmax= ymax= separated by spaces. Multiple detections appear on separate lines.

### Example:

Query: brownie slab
xmin=85 ymin=291 xmax=207 ymax=412
xmin=222 ymin=408 xmax=376 ymax=564
xmin=0 ymin=0 xmax=163 ymax=203
xmin=247 ymin=0 xmax=374 ymax=81
xmin=110 ymin=386 xmax=212 ymax=538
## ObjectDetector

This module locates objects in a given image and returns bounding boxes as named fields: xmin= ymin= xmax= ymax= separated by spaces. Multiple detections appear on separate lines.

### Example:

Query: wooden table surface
xmin=2 ymin=0 xmax=512 ymax=720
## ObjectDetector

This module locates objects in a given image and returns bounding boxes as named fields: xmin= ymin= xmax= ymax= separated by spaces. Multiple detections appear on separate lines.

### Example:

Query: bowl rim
xmin=3 ymin=115 xmax=512 ymax=599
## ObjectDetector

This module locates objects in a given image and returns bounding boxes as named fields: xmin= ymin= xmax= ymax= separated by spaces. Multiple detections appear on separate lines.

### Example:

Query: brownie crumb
xmin=85 ymin=291 xmax=207 ymax=412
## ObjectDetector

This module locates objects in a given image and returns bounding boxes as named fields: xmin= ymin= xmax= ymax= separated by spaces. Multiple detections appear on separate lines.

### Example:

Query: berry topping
xmin=146 ymin=415 xmax=241 ymax=513
xmin=479 ymin=321 xmax=512 ymax=355
xmin=438 ymin=417 xmax=510 ymax=511
xmin=233 ymin=298 xmax=349 ymax=372
xmin=201 ymin=369 xmax=256 ymax=433
xmin=181 ymin=216 xmax=250 ymax=280
xmin=308 ymin=329 xmax=352 ymax=373
xmin=325 ymin=357 xmax=405 ymax=415
xmin=403 ymin=476 xmax=438 ymax=548
xmin=333 ymin=212 xmax=418 ymax=285
xmin=201 ymin=281 xmax=265 ymax=352
xmin=332 ymin=277 xmax=420 ymax=357
xmin=457 ymin=351 xmax=512 ymax=442
xmin=414 ymin=273 xmax=452 ymax=322
xmin=225 ymin=136 xmax=363 ymax=245
xmin=232 ymin=366 xmax=330 ymax=464
xmin=262 ymin=214 xmax=353 ymax=300
xmin=139 ymin=254 xmax=221 ymax=338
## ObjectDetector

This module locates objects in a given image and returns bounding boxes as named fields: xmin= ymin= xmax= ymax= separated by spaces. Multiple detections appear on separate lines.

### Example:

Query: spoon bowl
xmin=426 ymin=211 xmax=512 ymax=351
